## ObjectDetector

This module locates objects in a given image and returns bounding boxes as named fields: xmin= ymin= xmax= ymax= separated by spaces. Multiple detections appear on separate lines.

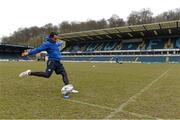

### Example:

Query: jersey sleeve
xmin=28 ymin=42 xmax=49 ymax=55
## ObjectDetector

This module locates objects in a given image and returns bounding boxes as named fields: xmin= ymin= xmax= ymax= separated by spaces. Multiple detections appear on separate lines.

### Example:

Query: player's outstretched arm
xmin=26 ymin=42 xmax=49 ymax=56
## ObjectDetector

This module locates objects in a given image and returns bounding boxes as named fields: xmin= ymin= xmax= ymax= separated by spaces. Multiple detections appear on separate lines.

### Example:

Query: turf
xmin=0 ymin=61 xmax=179 ymax=119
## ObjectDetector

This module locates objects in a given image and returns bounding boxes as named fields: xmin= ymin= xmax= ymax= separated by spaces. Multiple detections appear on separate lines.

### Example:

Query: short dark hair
xmin=49 ymin=32 xmax=58 ymax=38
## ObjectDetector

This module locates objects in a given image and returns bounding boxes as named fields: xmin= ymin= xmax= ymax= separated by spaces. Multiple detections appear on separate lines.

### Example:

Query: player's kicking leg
xmin=19 ymin=70 xmax=31 ymax=77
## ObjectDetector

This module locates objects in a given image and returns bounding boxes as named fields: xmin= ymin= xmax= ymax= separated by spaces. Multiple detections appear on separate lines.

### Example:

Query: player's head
xmin=49 ymin=32 xmax=59 ymax=41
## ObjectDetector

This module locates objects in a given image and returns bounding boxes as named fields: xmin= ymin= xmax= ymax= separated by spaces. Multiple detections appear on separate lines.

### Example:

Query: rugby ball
xmin=61 ymin=84 xmax=74 ymax=95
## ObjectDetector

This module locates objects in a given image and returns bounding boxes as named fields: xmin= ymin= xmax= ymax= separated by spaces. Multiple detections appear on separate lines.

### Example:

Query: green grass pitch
xmin=0 ymin=61 xmax=180 ymax=119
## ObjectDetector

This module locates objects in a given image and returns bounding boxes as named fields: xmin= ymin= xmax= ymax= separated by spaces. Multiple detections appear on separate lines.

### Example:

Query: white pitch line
xmin=121 ymin=110 xmax=160 ymax=119
xmin=105 ymin=66 xmax=174 ymax=119
xmin=67 ymin=99 xmax=116 ymax=111
xmin=67 ymin=99 xmax=159 ymax=119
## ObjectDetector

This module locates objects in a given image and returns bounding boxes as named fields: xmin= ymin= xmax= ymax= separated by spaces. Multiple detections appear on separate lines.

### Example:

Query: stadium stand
xmin=59 ymin=20 xmax=180 ymax=63
xmin=0 ymin=44 xmax=33 ymax=61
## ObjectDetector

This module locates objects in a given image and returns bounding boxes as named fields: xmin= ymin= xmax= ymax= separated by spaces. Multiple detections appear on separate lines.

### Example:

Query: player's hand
xmin=21 ymin=51 xmax=29 ymax=56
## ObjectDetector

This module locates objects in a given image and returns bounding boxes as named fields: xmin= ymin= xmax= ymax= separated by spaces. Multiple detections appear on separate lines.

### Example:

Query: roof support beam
xmin=96 ymin=36 xmax=103 ymax=39
xmin=159 ymin=23 xmax=162 ymax=29
xmin=79 ymin=38 xmax=85 ymax=40
xmin=116 ymin=34 xmax=122 ymax=38
xmin=142 ymin=25 xmax=148 ymax=31
xmin=140 ymin=32 xmax=145 ymax=36
xmin=128 ymin=27 xmax=134 ymax=32
xmin=177 ymin=21 xmax=179 ymax=28
xmin=128 ymin=33 xmax=133 ymax=37
xmin=106 ymin=35 xmax=112 ymax=39
xmin=153 ymin=30 xmax=158 ymax=35
xmin=87 ymin=36 xmax=94 ymax=40
xmin=102 ymin=30 xmax=111 ymax=34
xmin=168 ymin=29 xmax=172 ymax=34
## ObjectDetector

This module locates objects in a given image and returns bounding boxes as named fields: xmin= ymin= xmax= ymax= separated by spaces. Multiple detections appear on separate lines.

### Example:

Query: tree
xmin=127 ymin=11 xmax=141 ymax=25
xmin=96 ymin=19 xmax=108 ymax=29
xmin=71 ymin=21 xmax=81 ymax=32
xmin=59 ymin=21 xmax=72 ymax=33
xmin=155 ymin=8 xmax=180 ymax=22
xmin=108 ymin=14 xmax=125 ymax=27
xmin=139 ymin=8 xmax=153 ymax=24
xmin=127 ymin=8 xmax=153 ymax=25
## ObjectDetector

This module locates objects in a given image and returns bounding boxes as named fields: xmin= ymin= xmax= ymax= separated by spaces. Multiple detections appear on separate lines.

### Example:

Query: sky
xmin=0 ymin=0 xmax=179 ymax=39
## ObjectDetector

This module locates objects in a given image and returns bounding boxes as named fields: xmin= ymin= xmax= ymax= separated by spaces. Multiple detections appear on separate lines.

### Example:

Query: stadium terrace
xmin=58 ymin=20 xmax=180 ymax=63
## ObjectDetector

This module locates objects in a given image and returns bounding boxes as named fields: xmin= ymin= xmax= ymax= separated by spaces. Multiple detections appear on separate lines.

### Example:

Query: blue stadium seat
xmin=121 ymin=42 xmax=141 ymax=50
xmin=138 ymin=56 xmax=166 ymax=63
xmin=169 ymin=56 xmax=180 ymax=62
xmin=145 ymin=39 xmax=165 ymax=49
xmin=61 ymin=56 xmax=92 ymax=61
xmin=112 ymin=56 xmax=137 ymax=62
xmin=62 ymin=56 xmax=113 ymax=61
xmin=173 ymin=38 xmax=180 ymax=48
